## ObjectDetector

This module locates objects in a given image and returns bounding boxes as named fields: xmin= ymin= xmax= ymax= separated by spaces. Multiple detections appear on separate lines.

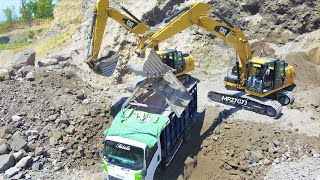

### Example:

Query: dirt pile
xmin=0 ymin=62 xmax=113 ymax=178
xmin=189 ymin=113 xmax=320 ymax=179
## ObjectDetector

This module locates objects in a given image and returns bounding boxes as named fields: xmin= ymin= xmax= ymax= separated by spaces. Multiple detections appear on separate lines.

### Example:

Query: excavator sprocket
xmin=207 ymin=90 xmax=282 ymax=118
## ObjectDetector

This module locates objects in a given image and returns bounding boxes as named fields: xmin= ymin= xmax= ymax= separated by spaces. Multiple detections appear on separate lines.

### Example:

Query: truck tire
xmin=183 ymin=126 xmax=191 ymax=142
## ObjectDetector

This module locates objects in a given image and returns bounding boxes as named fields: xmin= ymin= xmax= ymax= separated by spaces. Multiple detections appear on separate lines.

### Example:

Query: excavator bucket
xmin=95 ymin=51 xmax=120 ymax=77
xmin=152 ymin=71 xmax=193 ymax=117
xmin=129 ymin=49 xmax=172 ymax=78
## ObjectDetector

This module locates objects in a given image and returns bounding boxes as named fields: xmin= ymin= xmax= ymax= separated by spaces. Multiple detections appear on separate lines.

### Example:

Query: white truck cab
xmin=104 ymin=136 xmax=162 ymax=180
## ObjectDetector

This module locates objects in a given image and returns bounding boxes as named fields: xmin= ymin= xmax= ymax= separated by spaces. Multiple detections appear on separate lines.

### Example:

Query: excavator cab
xmin=157 ymin=49 xmax=185 ymax=74
xmin=246 ymin=57 xmax=287 ymax=94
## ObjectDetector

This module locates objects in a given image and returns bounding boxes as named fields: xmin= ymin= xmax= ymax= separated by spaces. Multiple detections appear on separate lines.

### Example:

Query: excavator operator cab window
xmin=160 ymin=50 xmax=185 ymax=74
xmin=246 ymin=63 xmax=264 ymax=93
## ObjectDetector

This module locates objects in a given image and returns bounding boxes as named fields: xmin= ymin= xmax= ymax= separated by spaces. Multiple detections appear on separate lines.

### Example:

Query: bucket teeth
xmin=95 ymin=51 xmax=120 ymax=77
xmin=129 ymin=49 xmax=172 ymax=78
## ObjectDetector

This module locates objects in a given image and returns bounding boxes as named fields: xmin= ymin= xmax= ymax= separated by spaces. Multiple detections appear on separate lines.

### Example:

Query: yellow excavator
xmin=86 ymin=0 xmax=194 ymax=79
xmin=86 ymin=1 xmax=295 ymax=118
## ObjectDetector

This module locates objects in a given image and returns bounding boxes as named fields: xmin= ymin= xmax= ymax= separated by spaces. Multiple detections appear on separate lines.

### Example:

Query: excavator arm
xmin=138 ymin=2 xmax=252 ymax=85
xmin=197 ymin=15 xmax=252 ymax=84
xmin=86 ymin=0 xmax=150 ymax=74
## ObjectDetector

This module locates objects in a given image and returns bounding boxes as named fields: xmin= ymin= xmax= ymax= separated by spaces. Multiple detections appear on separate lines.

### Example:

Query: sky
xmin=0 ymin=0 xmax=57 ymax=23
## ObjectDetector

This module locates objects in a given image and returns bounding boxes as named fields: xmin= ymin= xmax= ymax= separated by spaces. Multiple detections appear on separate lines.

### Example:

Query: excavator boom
xmin=86 ymin=0 xmax=150 ymax=76
xmin=138 ymin=2 xmax=252 ymax=84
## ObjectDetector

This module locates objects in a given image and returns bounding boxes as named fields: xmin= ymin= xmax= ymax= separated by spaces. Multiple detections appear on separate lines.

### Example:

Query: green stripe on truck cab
xmin=103 ymin=160 xmax=108 ymax=173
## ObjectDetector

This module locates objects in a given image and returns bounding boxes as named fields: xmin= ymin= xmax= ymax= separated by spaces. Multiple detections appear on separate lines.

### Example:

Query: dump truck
xmin=103 ymin=81 xmax=197 ymax=180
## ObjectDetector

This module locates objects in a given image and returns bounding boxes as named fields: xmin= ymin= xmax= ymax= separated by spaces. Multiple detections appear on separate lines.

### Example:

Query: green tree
xmin=26 ymin=1 xmax=37 ymax=17
xmin=20 ymin=0 xmax=33 ymax=20
xmin=35 ymin=0 xmax=53 ymax=19
xmin=3 ymin=7 xmax=14 ymax=22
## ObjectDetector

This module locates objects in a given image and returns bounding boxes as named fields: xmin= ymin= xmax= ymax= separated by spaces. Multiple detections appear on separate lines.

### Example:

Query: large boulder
xmin=17 ymin=65 xmax=34 ymax=77
xmin=0 ymin=36 xmax=10 ymax=44
xmin=0 ymin=144 xmax=8 ymax=155
xmin=0 ymin=126 xmax=9 ymax=139
xmin=25 ymin=71 xmax=35 ymax=81
xmin=38 ymin=59 xmax=58 ymax=67
xmin=5 ymin=167 xmax=19 ymax=178
xmin=51 ymin=53 xmax=71 ymax=62
xmin=10 ymin=50 xmax=36 ymax=70
xmin=10 ymin=134 xmax=28 ymax=152
xmin=13 ymin=149 xmax=26 ymax=162
xmin=0 ymin=154 xmax=15 ymax=173
xmin=0 ymin=68 xmax=10 ymax=81
xmin=15 ymin=156 xmax=32 ymax=169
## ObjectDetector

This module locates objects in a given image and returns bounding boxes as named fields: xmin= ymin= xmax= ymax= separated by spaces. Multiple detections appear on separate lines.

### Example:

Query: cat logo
xmin=219 ymin=27 xmax=228 ymax=36
xmin=122 ymin=18 xmax=138 ymax=29
xmin=214 ymin=26 xmax=231 ymax=37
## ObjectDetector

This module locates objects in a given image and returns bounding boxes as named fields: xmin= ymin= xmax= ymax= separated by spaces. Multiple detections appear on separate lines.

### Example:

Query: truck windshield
xmin=104 ymin=140 xmax=144 ymax=171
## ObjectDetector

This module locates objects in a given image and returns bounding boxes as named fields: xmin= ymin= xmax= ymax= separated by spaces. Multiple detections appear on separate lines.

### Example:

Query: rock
xmin=15 ymin=156 xmax=32 ymax=169
xmin=268 ymin=146 xmax=278 ymax=154
xmin=273 ymin=158 xmax=280 ymax=164
xmin=76 ymin=91 xmax=86 ymax=100
xmin=13 ymin=149 xmax=26 ymax=162
xmin=66 ymin=125 xmax=76 ymax=134
xmin=272 ymin=138 xmax=281 ymax=146
xmin=10 ymin=134 xmax=28 ymax=152
xmin=0 ymin=139 xmax=7 ymax=146
xmin=0 ymin=154 xmax=15 ymax=173
xmin=49 ymin=137 xmax=59 ymax=146
xmin=11 ymin=173 xmax=24 ymax=179
xmin=263 ymin=158 xmax=271 ymax=165
xmin=17 ymin=65 xmax=34 ymax=77
xmin=31 ymin=162 xmax=43 ymax=171
xmin=224 ymin=124 xmax=231 ymax=129
xmin=184 ymin=157 xmax=197 ymax=179
xmin=212 ymin=135 xmax=219 ymax=141
xmin=0 ymin=36 xmax=10 ymax=44
xmin=245 ymin=151 xmax=251 ymax=160
xmin=10 ymin=50 xmax=36 ymax=70
xmin=0 ymin=127 xmax=9 ymax=139
xmin=261 ymin=142 xmax=269 ymax=151
xmin=239 ymin=163 xmax=249 ymax=172
xmin=51 ymin=54 xmax=70 ymax=62
xmin=5 ymin=167 xmax=19 ymax=178
xmin=227 ymin=160 xmax=238 ymax=167
xmin=82 ymin=99 xmax=90 ymax=105
xmin=26 ymin=130 xmax=39 ymax=141
xmin=249 ymin=150 xmax=263 ymax=163
xmin=58 ymin=146 xmax=66 ymax=153
xmin=0 ymin=68 xmax=10 ymax=81
xmin=11 ymin=115 xmax=23 ymax=122
xmin=38 ymin=59 xmax=58 ymax=67
xmin=35 ymin=147 xmax=44 ymax=156
xmin=0 ymin=144 xmax=8 ymax=155
xmin=25 ymin=71 xmax=35 ymax=81
xmin=52 ymin=131 xmax=62 ymax=140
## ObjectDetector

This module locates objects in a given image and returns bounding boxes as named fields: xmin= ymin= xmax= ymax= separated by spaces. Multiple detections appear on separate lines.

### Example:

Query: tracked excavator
xmin=86 ymin=1 xmax=295 ymax=118
xmin=86 ymin=0 xmax=195 ymax=79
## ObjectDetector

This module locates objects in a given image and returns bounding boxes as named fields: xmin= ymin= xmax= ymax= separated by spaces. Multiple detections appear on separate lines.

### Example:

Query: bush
xmin=27 ymin=31 xmax=35 ymax=39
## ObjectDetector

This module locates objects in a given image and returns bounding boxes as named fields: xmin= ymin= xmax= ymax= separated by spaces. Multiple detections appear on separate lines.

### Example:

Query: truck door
xmin=146 ymin=141 xmax=161 ymax=179
xmin=274 ymin=61 xmax=286 ymax=89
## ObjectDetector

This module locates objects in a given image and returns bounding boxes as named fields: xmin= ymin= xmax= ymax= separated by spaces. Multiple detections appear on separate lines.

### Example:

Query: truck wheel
xmin=183 ymin=126 xmax=191 ymax=142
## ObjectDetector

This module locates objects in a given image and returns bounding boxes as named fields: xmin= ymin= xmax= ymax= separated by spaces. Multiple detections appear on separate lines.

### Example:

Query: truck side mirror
xmin=141 ymin=170 xmax=147 ymax=177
